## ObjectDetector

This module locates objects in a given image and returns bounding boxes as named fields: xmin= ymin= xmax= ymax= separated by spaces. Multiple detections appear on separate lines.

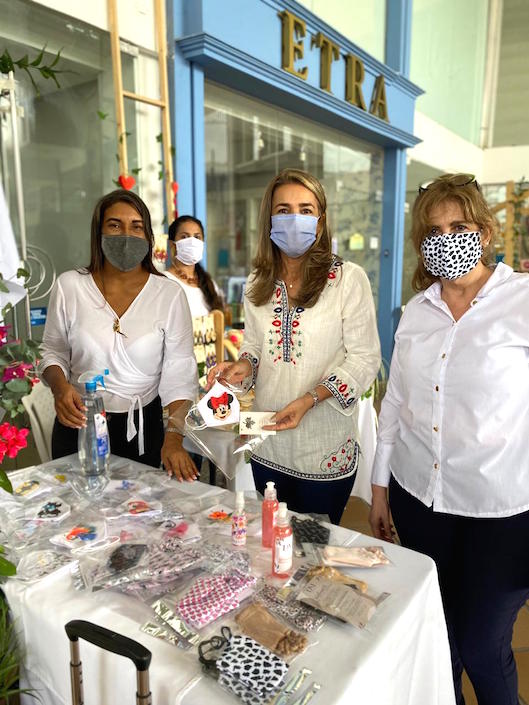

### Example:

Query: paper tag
xmin=239 ymin=412 xmax=276 ymax=436
xmin=196 ymin=381 xmax=240 ymax=427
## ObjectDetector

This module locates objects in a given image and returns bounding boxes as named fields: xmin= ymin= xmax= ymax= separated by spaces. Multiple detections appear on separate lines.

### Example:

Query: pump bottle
xmin=262 ymin=481 xmax=279 ymax=548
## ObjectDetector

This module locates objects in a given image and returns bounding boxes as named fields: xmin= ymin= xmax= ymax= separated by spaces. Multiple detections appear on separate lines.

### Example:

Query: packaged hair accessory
xmin=296 ymin=575 xmax=389 ymax=629
xmin=235 ymin=602 xmax=308 ymax=658
xmin=302 ymin=543 xmax=390 ymax=568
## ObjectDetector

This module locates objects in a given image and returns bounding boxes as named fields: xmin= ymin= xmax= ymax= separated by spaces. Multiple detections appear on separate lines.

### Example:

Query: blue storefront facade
xmin=169 ymin=0 xmax=422 ymax=363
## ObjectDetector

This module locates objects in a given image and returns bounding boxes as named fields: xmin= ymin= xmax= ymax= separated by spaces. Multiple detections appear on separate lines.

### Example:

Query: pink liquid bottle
xmin=262 ymin=481 xmax=279 ymax=548
xmin=272 ymin=502 xmax=293 ymax=579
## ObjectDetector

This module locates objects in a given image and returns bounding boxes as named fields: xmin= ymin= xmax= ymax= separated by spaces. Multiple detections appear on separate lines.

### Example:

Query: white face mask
xmin=175 ymin=236 xmax=204 ymax=265
xmin=196 ymin=381 xmax=240 ymax=427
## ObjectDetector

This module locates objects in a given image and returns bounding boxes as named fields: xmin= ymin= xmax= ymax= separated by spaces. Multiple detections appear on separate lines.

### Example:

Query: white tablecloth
xmin=4 ymin=457 xmax=455 ymax=705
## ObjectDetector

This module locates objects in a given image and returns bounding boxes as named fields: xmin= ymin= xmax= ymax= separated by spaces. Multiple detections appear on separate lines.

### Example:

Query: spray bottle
xmin=262 ymin=481 xmax=279 ymax=548
xmin=77 ymin=369 xmax=110 ymax=495
xmin=231 ymin=490 xmax=247 ymax=547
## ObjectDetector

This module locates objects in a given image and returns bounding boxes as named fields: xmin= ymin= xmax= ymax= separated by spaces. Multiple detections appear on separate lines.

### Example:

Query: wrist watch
xmin=308 ymin=388 xmax=319 ymax=408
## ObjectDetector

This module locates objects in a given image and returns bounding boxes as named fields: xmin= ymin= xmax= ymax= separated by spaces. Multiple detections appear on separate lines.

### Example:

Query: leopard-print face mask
xmin=421 ymin=231 xmax=483 ymax=280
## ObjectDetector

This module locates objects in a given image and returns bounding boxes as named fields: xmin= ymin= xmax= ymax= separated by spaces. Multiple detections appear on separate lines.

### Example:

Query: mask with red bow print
xmin=196 ymin=381 xmax=240 ymax=427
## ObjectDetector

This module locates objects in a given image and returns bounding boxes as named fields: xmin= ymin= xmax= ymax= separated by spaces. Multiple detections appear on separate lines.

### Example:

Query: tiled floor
xmin=340 ymin=497 xmax=529 ymax=705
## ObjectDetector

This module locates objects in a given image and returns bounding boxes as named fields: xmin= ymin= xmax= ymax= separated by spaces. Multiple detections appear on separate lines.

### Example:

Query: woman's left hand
xmin=161 ymin=435 xmax=198 ymax=482
xmin=263 ymin=394 xmax=313 ymax=432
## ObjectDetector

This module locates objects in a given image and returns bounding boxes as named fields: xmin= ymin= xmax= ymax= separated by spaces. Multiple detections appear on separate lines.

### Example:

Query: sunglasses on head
xmin=418 ymin=174 xmax=481 ymax=194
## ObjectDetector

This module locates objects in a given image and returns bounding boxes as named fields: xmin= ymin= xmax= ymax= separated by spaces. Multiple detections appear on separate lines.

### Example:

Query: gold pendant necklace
xmin=100 ymin=273 xmax=127 ymax=337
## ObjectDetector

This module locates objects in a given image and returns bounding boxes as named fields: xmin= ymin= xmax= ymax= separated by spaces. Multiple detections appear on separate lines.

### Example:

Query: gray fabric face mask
xmin=101 ymin=235 xmax=149 ymax=272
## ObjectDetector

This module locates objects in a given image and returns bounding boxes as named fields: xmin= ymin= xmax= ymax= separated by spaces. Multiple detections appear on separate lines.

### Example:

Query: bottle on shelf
xmin=261 ymin=481 xmax=279 ymax=548
xmin=272 ymin=502 xmax=293 ymax=578
xmin=77 ymin=369 xmax=110 ymax=496
xmin=231 ymin=490 xmax=247 ymax=547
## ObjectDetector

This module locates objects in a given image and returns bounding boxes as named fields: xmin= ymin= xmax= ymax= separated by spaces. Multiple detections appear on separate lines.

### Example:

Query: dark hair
xmin=168 ymin=215 xmax=224 ymax=311
xmin=87 ymin=189 xmax=161 ymax=275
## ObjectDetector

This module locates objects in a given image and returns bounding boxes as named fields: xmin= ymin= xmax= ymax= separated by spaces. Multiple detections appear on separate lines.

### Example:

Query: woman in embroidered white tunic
xmin=208 ymin=169 xmax=381 ymax=523
xmin=40 ymin=190 xmax=198 ymax=480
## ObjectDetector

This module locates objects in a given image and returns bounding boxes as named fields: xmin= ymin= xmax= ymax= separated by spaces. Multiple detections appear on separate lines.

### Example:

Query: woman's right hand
xmin=205 ymin=359 xmax=252 ymax=390
xmin=369 ymin=484 xmax=394 ymax=542
xmin=53 ymin=382 xmax=86 ymax=429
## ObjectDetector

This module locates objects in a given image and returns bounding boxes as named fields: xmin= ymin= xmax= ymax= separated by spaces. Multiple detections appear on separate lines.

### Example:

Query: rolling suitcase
xmin=65 ymin=619 xmax=152 ymax=705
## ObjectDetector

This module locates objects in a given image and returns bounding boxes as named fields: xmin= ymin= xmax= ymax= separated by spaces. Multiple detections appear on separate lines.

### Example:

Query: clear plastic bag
xmin=169 ymin=380 xmax=268 ymax=481
xmin=294 ymin=574 xmax=390 ymax=629
xmin=74 ymin=537 xmax=204 ymax=592
xmin=301 ymin=543 xmax=390 ymax=568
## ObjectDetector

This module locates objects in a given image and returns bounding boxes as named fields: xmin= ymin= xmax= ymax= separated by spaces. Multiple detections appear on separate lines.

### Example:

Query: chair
xmin=22 ymin=381 xmax=56 ymax=463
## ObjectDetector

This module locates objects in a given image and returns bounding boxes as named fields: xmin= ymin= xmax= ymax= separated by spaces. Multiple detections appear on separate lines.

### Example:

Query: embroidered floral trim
xmin=267 ymin=283 xmax=304 ymax=365
xmin=252 ymin=444 xmax=358 ymax=481
xmin=321 ymin=374 xmax=356 ymax=409
xmin=327 ymin=258 xmax=344 ymax=285
xmin=319 ymin=438 xmax=359 ymax=475
xmin=239 ymin=352 xmax=259 ymax=388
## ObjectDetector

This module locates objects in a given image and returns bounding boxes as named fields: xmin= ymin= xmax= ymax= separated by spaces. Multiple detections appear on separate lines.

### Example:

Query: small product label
xmin=231 ymin=512 xmax=247 ymax=546
xmin=274 ymin=534 xmax=293 ymax=573
xmin=272 ymin=508 xmax=278 ymax=528
xmin=94 ymin=412 xmax=109 ymax=457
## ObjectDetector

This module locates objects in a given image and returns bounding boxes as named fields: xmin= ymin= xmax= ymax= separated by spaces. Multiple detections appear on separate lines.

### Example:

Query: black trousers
xmin=51 ymin=396 xmax=164 ymax=469
xmin=389 ymin=475 xmax=529 ymax=705
xmin=251 ymin=458 xmax=356 ymax=525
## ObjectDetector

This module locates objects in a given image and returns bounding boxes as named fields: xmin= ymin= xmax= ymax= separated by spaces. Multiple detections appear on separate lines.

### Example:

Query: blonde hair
xmin=411 ymin=175 xmax=499 ymax=292
xmin=247 ymin=168 xmax=336 ymax=308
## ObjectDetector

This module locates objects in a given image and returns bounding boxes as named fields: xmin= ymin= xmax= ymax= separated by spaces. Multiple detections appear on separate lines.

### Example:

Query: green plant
xmin=0 ymin=45 xmax=64 ymax=93
xmin=0 ymin=597 xmax=37 ymax=702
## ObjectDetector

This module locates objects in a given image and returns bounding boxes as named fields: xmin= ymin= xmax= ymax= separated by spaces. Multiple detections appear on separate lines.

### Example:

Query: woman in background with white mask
xmin=166 ymin=215 xmax=224 ymax=317
xmin=369 ymin=173 xmax=529 ymax=704
xmin=207 ymin=169 xmax=381 ymax=524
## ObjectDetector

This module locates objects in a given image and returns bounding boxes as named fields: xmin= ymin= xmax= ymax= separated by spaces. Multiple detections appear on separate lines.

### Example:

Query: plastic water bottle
xmin=77 ymin=369 xmax=110 ymax=496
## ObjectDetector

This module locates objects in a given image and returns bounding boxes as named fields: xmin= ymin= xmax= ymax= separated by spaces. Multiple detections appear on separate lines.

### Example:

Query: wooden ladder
xmin=107 ymin=0 xmax=174 ymax=219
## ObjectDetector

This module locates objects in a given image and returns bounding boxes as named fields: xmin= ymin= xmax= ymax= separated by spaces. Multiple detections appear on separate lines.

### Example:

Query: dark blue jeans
xmin=251 ymin=458 xmax=356 ymax=525
xmin=389 ymin=475 xmax=529 ymax=705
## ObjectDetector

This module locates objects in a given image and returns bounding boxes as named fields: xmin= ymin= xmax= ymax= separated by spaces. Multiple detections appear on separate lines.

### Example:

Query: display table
xmin=3 ymin=456 xmax=455 ymax=705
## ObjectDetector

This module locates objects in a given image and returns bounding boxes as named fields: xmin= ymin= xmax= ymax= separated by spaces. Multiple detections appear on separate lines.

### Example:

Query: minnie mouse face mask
xmin=196 ymin=381 xmax=240 ymax=427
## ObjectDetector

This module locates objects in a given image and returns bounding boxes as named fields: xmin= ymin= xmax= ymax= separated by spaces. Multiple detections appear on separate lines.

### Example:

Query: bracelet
xmin=165 ymin=428 xmax=182 ymax=434
xmin=308 ymin=388 xmax=319 ymax=408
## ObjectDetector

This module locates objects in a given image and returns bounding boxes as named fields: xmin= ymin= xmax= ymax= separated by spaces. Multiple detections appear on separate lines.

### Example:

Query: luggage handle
xmin=65 ymin=620 xmax=152 ymax=705
xmin=65 ymin=620 xmax=152 ymax=671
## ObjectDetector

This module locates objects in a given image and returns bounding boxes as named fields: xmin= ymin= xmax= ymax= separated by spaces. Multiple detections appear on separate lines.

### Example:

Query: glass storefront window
xmin=0 ymin=0 xmax=163 ymax=328
xmin=204 ymin=82 xmax=384 ymax=318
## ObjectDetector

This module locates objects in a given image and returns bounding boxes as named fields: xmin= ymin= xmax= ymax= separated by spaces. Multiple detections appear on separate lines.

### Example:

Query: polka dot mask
xmin=420 ymin=230 xmax=483 ymax=280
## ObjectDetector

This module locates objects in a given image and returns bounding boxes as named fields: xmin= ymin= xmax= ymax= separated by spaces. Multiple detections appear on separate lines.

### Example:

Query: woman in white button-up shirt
xmin=370 ymin=174 xmax=529 ymax=705
xmin=40 ymin=190 xmax=198 ymax=480
xmin=208 ymin=169 xmax=381 ymax=524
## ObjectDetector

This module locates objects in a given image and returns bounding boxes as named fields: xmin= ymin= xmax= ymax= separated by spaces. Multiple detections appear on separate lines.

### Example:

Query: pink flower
xmin=0 ymin=325 xmax=10 ymax=347
xmin=2 ymin=362 xmax=33 ymax=383
xmin=0 ymin=423 xmax=29 ymax=461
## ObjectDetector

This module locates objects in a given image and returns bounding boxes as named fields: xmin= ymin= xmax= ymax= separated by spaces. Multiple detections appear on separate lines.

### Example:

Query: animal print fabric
xmin=420 ymin=230 xmax=482 ymax=280
xmin=255 ymin=584 xmax=326 ymax=632
xmin=216 ymin=634 xmax=288 ymax=705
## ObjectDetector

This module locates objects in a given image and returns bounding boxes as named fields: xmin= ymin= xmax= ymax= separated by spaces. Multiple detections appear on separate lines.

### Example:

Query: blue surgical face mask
xmin=270 ymin=214 xmax=318 ymax=258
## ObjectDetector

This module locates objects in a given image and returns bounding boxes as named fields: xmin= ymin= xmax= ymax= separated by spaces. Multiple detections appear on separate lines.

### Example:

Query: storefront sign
xmin=278 ymin=9 xmax=389 ymax=122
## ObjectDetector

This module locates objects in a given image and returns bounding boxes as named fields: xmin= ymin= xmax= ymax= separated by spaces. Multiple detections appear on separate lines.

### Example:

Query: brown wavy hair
xmin=168 ymin=215 xmax=224 ymax=312
xmin=86 ymin=189 xmax=160 ymax=275
xmin=248 ymin=168 xmax=337 ymax=308
xmin=411 ymin=175 xmax=498 ymax=292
